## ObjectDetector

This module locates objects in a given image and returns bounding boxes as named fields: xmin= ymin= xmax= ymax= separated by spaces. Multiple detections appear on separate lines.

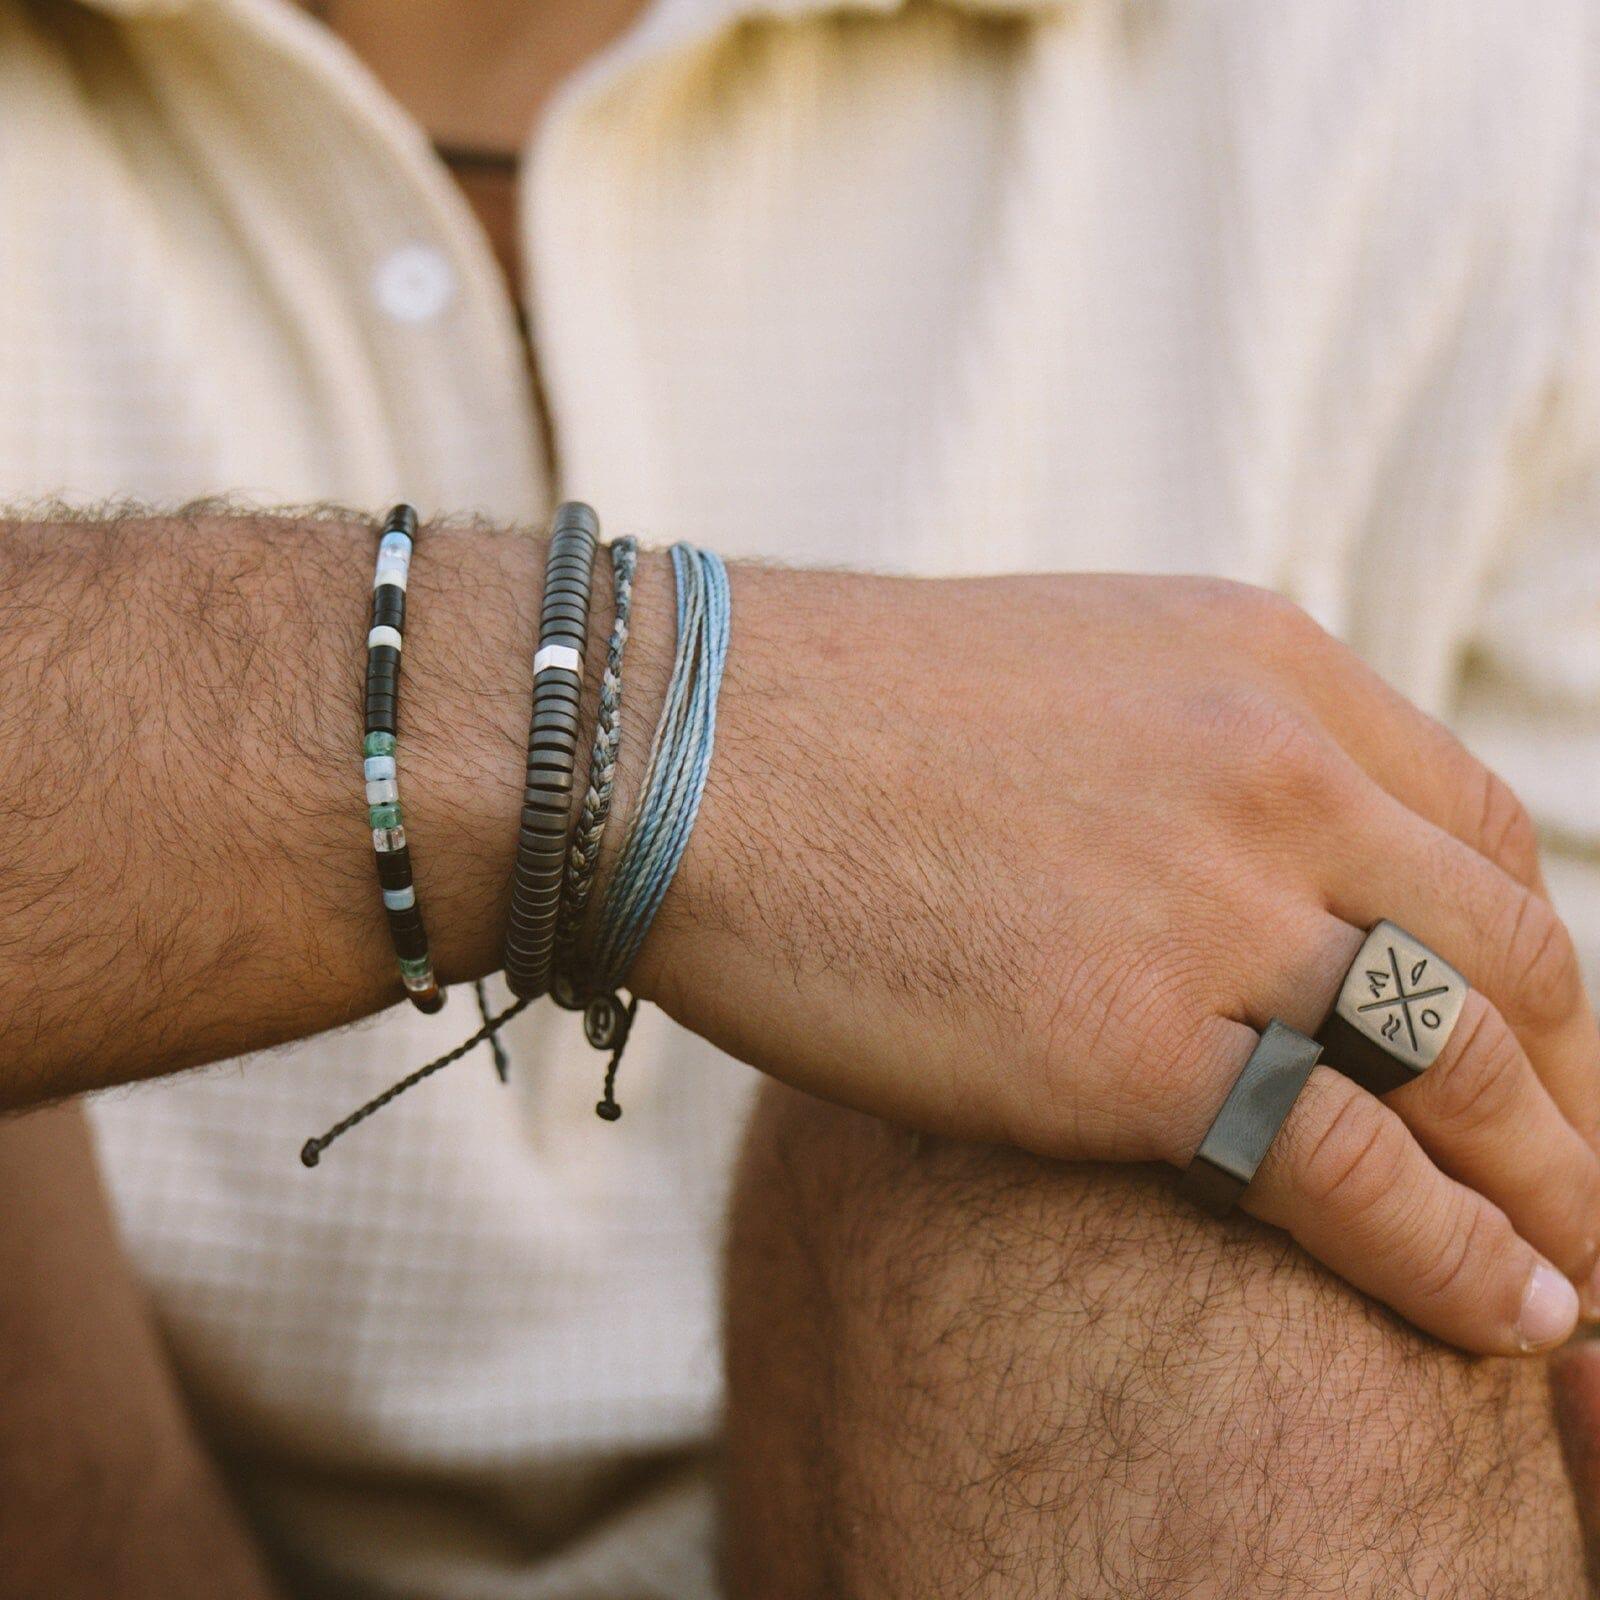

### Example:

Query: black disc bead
xmin=375 ymin=847 xmax=414 ymax=888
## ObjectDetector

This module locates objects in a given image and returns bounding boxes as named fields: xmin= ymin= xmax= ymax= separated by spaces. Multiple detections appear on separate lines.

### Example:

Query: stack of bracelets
xmin=302 ymin=501 xmax=730 ymax=1166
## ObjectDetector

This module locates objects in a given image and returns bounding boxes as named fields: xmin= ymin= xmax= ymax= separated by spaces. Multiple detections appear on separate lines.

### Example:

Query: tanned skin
xmin=725 ymin=1084 xmax=1596 ymax=1597
xmin=0 ymin=509 xmax=660 ymax=1102
xmin=1 ymin=506 xmax=1598 ymax=1355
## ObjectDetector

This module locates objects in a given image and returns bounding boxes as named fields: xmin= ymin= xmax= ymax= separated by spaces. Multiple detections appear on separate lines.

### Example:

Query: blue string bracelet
xmin=574 ymin=542 xmax=731 ymax=1119
xmin=364 ymin=504 xmax=444 ymax=1016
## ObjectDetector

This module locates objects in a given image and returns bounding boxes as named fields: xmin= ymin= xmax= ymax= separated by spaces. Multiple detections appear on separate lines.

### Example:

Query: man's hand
xmin=0 ymin=510 xmax=1592 ymax=1355
xmin=636 ymin=570 xmax=1600 ymax=1356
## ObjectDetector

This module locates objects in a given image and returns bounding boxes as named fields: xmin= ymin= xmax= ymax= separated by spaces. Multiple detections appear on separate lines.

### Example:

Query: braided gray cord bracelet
xmin=553 ymin=535 xmax=638 ymax=983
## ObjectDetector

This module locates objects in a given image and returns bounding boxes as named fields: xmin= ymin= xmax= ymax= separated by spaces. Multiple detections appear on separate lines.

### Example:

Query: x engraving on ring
xmin=1319 ymin=920 xmax=1468 ymax=1097
xmin=1357 ymin=948 xmax=1452 ymax=1054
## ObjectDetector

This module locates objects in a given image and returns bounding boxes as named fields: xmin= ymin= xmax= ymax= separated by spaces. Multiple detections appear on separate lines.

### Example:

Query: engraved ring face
xmin=1331 ymin=921 xmax=1468 ymax=1075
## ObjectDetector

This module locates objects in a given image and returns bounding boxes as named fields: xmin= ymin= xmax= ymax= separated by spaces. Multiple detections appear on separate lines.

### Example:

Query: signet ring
xmin=1316 ymin=920 xmax=1469 ymax=1097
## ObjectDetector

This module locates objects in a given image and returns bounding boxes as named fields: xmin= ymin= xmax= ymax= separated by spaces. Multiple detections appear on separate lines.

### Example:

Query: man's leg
xmin=723 ymin=1083 xmax=1589 ymax=1598
xmin=0 ymin=1103 xmax=282 ymax=1599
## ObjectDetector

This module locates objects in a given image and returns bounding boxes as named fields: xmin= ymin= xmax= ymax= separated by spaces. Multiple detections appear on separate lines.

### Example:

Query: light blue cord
xmin=588 ymin=544 xmax=730 ymax=993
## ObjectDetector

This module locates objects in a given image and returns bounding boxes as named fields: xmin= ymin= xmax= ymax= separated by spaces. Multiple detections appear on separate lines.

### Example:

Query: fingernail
xmin=1519 ymin=1262 xmax=1581 ymax=1351
xmin=1583 ymin=1257 xmax=1600 ymax=1322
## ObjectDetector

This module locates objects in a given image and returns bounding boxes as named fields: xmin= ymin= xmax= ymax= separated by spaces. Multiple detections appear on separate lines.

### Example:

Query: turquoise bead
xmin=364 ymin=731 xmax=397 ymax=758
xmin=368 ymin=802 xmax=402 ymax=829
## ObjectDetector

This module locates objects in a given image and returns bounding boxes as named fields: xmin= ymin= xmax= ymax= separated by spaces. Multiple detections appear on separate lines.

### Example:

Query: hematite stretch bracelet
xmin=365 ymin=504 xmax=443 ymax=1015
xmin=503 ymin=501 xmax=599 ymax=1000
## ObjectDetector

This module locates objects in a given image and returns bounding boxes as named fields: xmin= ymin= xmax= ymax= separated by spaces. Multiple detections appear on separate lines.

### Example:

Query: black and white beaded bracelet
xmin=365 ymin=504 xmax=443 ymax=1015
xmin=503 ymin=501 xmax=600 ymax=1000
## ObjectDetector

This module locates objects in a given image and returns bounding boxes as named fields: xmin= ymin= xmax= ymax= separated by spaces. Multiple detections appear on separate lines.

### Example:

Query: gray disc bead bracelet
xmin=503 ymin=501 xmax=600 ymax=1000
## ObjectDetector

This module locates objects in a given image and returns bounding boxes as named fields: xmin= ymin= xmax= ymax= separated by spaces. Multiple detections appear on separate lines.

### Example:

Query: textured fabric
xmin=2 ymin=0 xmax=1598 ymax=1594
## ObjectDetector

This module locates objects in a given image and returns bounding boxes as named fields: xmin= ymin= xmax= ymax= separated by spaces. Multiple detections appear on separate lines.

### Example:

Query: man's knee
xmin=723 ymin=1082 xmax=1588 ymax=1598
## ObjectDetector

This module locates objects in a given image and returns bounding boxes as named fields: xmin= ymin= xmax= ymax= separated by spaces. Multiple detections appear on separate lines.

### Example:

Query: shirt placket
xmin=181 ymin=0 xmax=552 ymax=520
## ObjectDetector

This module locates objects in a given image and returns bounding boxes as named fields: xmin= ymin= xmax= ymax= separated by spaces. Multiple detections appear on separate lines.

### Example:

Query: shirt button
xmin=372 ymin=243 xmax=457 ymax=324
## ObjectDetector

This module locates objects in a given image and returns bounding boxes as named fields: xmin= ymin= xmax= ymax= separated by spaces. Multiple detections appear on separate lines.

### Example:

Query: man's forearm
xmin=8 ymin=502 xmax=1600 ymax=1360
xmin=0 ymin=506 xmax=666 ymax=1106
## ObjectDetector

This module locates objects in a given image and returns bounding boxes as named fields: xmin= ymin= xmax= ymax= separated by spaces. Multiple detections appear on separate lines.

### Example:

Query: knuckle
xmin=1297 ymin=1088 xmax=1407 ymax=1215
xmin=1503 ymin=888 xmax=1582 ymax=1025
xmin=1192 ymin=575 xmax=1286 ymax=619
xmin=1229 ymin=582 xmax=1323 ymax=644
xmin=1025 ymin=923 xmax=1215 ymax=1157
xmin=1429 ymin=1003 xmax=1523 ymax=1136
xmin=1194 ymin=581 xmax=1332 ymax=671
xmin=1470 ymin=767 xmax=1541 ymax=885
xmin=1410 ymin=1196 xmax=1508 ymax=1307
xmin=1207 ymin=689 xmax=1343 ymax=809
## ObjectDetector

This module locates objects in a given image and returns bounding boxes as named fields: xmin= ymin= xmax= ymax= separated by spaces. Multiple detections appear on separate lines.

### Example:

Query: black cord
xmin=300 ymin=995 xmax=532 ymax=1167
xmin=475 ymin=977 xmax=511 ymax=1082
xmin=594 ymin=995 xmax=639 ymax=1122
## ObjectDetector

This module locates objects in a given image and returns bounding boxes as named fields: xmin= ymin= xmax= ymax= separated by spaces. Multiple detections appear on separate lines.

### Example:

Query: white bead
xmin=374 ymin=533 xmax=412 ymax=591
xmin=366 ymin=778 xmax=399 ymax=805
xmin=372 ymin=243 xmax=456 ymax=325
xmin=367 ymin=625 xmax=403 ymax=652
xmin=372 ymin=825 xmax=407 ymax=852
xmin=534 ymin=643 xmax=582 ymax=676
xmin=382 ymin=885 xmax=416 ymax=911
xmin=363 ymin=755 xmax=397 ymax=781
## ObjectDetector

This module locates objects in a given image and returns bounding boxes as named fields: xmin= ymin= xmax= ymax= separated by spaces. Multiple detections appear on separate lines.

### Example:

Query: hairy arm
xmin=0 ymin=505 xmax=664 ymax=1102
xmin=2 ymin=505 xmax=1599 ymax=1355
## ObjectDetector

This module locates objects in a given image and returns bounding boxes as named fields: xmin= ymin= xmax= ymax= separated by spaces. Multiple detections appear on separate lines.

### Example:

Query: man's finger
xmin=1241 ymin=1066 xmax=1579 ymax=1356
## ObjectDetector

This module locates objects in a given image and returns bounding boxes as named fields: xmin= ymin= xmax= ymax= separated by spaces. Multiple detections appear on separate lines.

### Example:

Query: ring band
xmin=1183 ymin=1020 xmax=1324 ymax=1217
xmin=1316 ymin=920 xmax=1468 ymax=1097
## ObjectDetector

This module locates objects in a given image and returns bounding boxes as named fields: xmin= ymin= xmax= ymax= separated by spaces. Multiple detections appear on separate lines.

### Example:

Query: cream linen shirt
xmin=4 ymin=0 xmax=1600 ymax=1594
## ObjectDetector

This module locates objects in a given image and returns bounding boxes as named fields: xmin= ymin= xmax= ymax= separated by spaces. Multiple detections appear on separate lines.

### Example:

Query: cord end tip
xmin=596 ymin=1100 xmax=622 ymax=1122
xmin=300 ymin=1140 xmax=322 ymax=1168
